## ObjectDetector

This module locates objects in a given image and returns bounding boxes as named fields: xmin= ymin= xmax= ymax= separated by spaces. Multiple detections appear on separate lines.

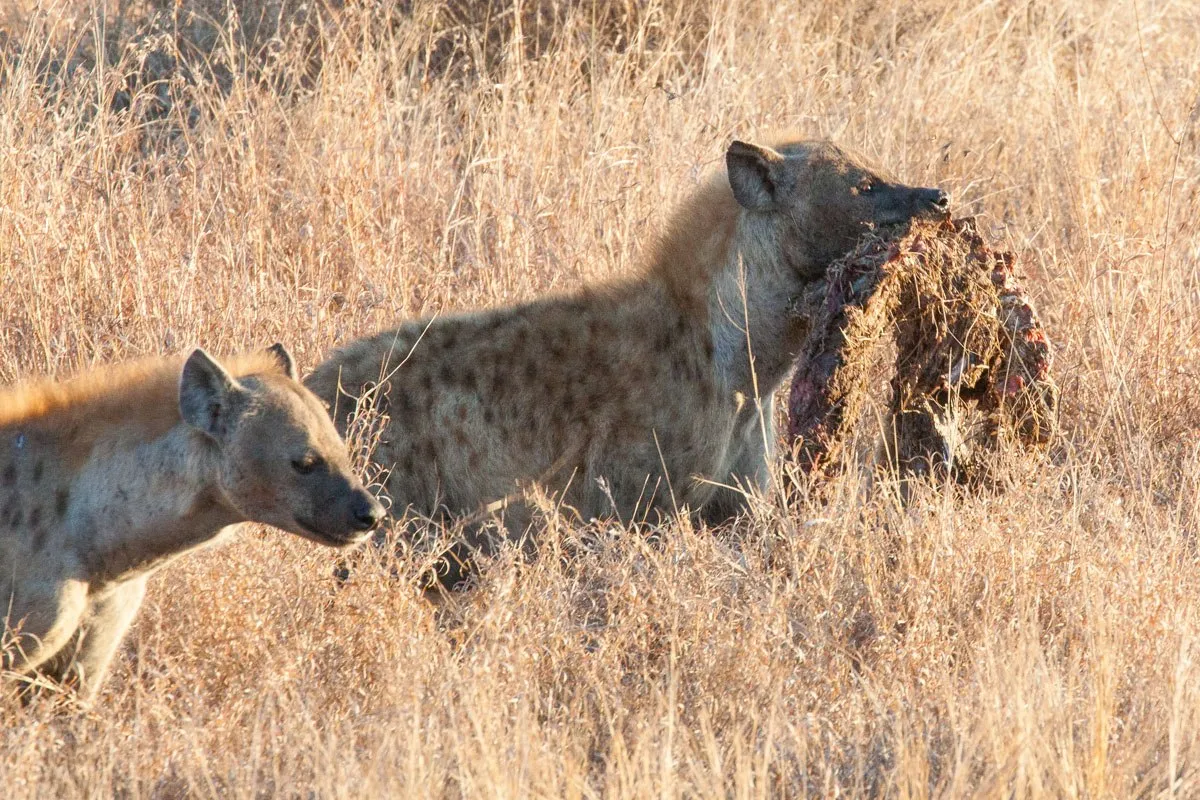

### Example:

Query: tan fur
xmin=1 ymin=347 xmax=383 ymax=702
xmin=0 ymin=352 xmax=281 ymax=467
xmin=309 ymin=137 xmax=947 ymax=576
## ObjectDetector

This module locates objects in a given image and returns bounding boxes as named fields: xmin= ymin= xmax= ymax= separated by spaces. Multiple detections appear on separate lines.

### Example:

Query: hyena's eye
xmin=291 ymin=453 xmax=324 ymax=475
xmin=858 ymin=181 xmax=875 ymax=195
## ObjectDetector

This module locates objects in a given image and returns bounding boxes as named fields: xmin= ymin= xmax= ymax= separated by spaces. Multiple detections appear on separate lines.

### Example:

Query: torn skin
xmin=786 ymin=215 xmax=1058 ymax=484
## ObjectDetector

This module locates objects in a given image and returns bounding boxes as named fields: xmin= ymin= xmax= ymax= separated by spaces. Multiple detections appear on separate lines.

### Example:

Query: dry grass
xmin=1 ymin=0 xmax=1200 ymax=795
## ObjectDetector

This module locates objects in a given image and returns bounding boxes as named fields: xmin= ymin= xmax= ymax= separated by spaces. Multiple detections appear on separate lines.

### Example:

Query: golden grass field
xmin=1 ymin=0 xmax=1199 ymax=795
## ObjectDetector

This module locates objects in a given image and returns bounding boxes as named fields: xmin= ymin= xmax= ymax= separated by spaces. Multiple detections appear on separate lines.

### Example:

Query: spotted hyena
xmin=308 ymin=137 xmax=948 ymax=584
xmin=0 ymin=345 xmax=384 ymax=703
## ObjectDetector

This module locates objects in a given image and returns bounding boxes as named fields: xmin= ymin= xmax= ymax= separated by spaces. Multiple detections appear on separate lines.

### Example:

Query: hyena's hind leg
xmin=42 ymin=578 xmax=147 ymax=703
xmin=334 ymin=497 xmax=543 ymax=594
xmin=423 ymin=497 xmax=545 ymax=594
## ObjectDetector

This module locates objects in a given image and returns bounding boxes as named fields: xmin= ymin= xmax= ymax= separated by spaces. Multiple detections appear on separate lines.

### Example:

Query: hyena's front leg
xmin=701 ymin=406 xmax=775 ymax=525
xmin=2 ymin=579 xmax=89 ymax=677
xmin=50 ymin=577 xmax=147 ymax=702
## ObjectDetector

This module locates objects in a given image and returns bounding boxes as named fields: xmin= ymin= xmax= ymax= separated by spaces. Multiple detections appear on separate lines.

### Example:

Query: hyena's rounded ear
xmin=266 ymin=342 xmax=298 ymax=381
xmin=179 ymin=348 xmax=244 ymax=442
xmin=726 ymin=140 xmax=786 ymax=212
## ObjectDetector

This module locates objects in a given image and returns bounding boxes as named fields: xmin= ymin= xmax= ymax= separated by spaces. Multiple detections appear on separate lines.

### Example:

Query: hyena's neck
xmin=71 ymin=426 xmax=239 ymax=584
xmin=707 ymin=219 xmax=812 ymax=402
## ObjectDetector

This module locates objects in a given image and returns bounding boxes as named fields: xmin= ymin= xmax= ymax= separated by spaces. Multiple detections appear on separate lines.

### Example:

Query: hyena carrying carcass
xmin=0 ymin=345 xmax=384 ymax=702
xmin=309 ymin=137 xmax=949 ymax=585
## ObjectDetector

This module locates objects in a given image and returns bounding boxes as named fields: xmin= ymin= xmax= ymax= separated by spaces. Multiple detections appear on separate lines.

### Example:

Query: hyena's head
xmin=178 ymin=345 xmax=385 ymax=547
xmin=726 ymin=138 xmax=949 ymax=277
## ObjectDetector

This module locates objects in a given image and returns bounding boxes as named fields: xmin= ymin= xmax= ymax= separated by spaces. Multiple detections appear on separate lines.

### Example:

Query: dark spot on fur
xmin=420 ymin=372 xmax=434 ymax=393
xmin=457 ymin=403 xmax=468 ymax=422
xmin=1 ymin=497 xmax=13 ymax=523
xmin=462 ymin=369 xmax=479 ymax=394
xmin=395 ymin=390 xmax=414 ymax=416
xmin=9 ymin=507 xmax=23 ymax=528
xmin=2 ymin=464 xmax=14 ymax=486
xmin=653 ymin=329 xmax=673 ymax=353
xmin=29 ymin=507 xmax=41 ymax=527
xmin=454 ymin=429 xmax=469 ymax=447
xmin=671 ymin=359 xmax=687 ymax=382
xmin=524 ymin=360 xmax=539 ymax=382
xmin=483 ymin=407 xmax=496 ymax=425
xmin=468 ymin=451 xmax=480 ymax=470
xmin=583 ymin=336 xmax=601 ymax=364
xmin=32 ymin=461 xmax=44 ymax=483
xmin=442 ymin=331 xmax=458 ymax=349
xmin=439 ymin=364 xmax=455 ymax=385
xmin=31 ymin=526 xmax=46 ymax=552
xmin=56 ymin=488 xmax=70 ymax=518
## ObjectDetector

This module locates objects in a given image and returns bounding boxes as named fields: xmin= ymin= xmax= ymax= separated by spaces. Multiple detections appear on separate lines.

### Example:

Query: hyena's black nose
xmin=918 ymin=187 xmax=950 ymax=212
xmin=351 ymin=492 xmax=385 ymax=531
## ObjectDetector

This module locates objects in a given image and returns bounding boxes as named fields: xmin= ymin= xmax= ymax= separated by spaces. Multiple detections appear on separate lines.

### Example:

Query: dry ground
xmin=1 ymin=0 xmax=1200 ymax=796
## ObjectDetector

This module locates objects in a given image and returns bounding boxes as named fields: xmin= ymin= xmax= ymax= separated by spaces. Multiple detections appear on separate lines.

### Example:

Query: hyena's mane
xmin=644 ymin=171 xmax=740 ymax=315
xmin=0 ymin=351 xmax=289 ymax=448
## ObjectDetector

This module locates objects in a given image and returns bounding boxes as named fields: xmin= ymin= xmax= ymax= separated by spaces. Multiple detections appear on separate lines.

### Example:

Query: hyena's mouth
xmin=293 ymin=515 xmax=370 ymax=548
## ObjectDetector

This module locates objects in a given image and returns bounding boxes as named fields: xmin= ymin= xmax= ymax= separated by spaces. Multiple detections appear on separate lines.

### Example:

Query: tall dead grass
xmin=1 ymin=0 xmax=1200 ymax=796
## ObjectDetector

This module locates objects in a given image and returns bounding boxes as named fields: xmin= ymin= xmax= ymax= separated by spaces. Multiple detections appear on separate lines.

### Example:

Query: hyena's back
xmin=310 ymin=136 xmax=953 ymax=542
xmin=307 ymin=283 xmax=726 ymax=522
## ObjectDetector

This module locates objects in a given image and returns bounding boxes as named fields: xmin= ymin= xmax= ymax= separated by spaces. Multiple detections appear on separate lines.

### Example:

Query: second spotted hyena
xmin=309 ymin=137 xmax=948 ymax=581
xmin=0 ymin=345 xmax=384 ymax=702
